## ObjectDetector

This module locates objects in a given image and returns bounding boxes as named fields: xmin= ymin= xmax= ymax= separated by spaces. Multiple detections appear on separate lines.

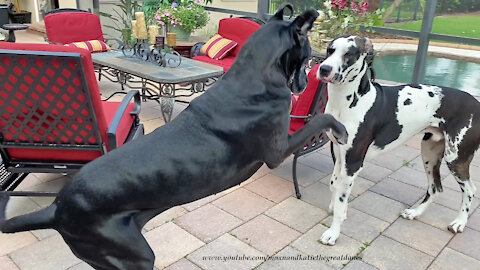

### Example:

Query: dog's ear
xmin=355 ymin=37 xmax=374 ymax=55
xmin=291 ymin=9 xmax=319 ymax=41
xmin=270 ymin=3 xmax=294 ymax=21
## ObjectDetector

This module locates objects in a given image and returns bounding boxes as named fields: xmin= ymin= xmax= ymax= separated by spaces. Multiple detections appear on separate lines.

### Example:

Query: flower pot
xmin=169 ymin=25 xmax=191 ymax=41
xmin=8 ymin=10 xmax=31 ymax=24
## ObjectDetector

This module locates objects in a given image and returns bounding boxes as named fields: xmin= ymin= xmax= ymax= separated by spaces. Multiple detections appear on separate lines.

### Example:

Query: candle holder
xmin=120 ymin=39 xmax=181 ymax=68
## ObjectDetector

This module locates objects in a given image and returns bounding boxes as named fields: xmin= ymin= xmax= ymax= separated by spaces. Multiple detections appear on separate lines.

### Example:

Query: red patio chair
xmin=44 ymin=9 xmax=105 ymax=45
xmin=289 ymin=64 xmax=330 ymax=199
xmin=0 ymin=43 xmax=144 ymax=196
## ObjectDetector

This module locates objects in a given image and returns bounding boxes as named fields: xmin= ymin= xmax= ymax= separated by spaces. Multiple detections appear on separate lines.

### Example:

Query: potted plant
xmin=99 ymin=0 xmax=141 ymax=45
xmin=154 ymin=0 xmax=208 ymax=41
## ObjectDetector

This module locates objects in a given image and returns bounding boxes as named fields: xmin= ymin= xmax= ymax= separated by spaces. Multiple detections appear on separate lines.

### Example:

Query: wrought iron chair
xmin=289 ymin=64 xmax=330 ymax=199
xmin=0 ymin=43 xmax=144 ymax=196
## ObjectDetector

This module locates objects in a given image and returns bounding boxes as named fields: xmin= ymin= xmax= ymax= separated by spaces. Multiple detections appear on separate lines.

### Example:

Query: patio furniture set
xmin=0 ymin=9 xmax=330 ymax=202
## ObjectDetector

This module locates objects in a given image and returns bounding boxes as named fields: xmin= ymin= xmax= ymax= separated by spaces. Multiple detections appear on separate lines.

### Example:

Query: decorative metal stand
xmin=120 ymin=39 xmax=182 ymax=68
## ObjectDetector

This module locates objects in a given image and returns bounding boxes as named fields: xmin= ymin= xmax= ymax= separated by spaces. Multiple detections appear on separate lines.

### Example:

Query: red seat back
xmin=217 ymin=18 xmax=261 ymax=57
xmin=0 ymin=43 xmax=109 ymax=161
xmin=44 ymin=12 xmax=104 ymax=44
xmin=289 ymin=64 xmax=328 ymax=134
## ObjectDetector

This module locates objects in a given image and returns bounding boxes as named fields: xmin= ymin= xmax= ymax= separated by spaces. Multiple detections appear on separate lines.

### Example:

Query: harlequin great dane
xmin=0 ymin=5 xmax=348 ymax=270
xmin=317 ymin=35 xmax=480 ymax=245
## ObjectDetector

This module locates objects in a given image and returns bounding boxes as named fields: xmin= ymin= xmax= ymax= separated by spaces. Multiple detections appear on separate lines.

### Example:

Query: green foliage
xmin=154 ymin=0 xmax=209 ymax=33
xmin=99 ymin=0 xmax=141 ymax=38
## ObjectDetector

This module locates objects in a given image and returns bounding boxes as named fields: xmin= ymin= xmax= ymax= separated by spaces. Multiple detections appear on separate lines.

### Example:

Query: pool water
xmin=373 ymin=54 xmax=480 ymax=96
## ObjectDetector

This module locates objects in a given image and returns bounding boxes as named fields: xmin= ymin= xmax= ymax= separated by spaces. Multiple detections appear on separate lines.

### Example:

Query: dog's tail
xmin=0 ymin=193 xmax=56 ymax=233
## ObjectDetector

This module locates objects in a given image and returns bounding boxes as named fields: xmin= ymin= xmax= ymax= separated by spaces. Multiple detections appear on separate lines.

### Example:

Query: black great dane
xmin=317 ymin=35 xmax=480 ymax=245
xmin=0 ymin=5 xmax=347 ymax=270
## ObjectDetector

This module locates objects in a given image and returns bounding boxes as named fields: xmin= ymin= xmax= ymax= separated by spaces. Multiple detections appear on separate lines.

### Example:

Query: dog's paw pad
xmin=400 ymin=209 xmax=418 ymax=220
xmin=319 ymin=228 xmax=339 ymax=246
xmin=448 ymin=219 xmax=466 ymax=233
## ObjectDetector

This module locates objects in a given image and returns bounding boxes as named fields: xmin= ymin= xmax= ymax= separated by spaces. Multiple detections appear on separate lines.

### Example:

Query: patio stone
xmin=272 ymin=162 xmax=328 ymax=187
xmin=383 ymin=218 xmax=452 ymax=256
xmin=440 ymin=174 xmax=462 ymax=191
xmin=30 ymin=177 xmax=70 ymax=207
xmin=31 ymin=229 xmax=59 ymax=241
xmin=467 ymin=207 xmax=480 ymax=231
xmin=163 ymin=258 xmax=201 ymax=270
xmin=256 ymin=245 xmax=333 ymax=270
xmin=369 ymin=152 xmax=411 ymax=171
xmin=0 ymin=232 xmax=38 ymax=256
xmin=139 ymin=106 xmax=164 ymax=121
xmin=212 ymin=188 xmax=274 ymax=221
xmin=322 ymin=208 xmax=389 ymax=243
xmin=428 ymin=247 xmax=480 ymax=270
xmin=389 ymin=145 xmax=421 ymax=161
xmin=5 ymin=196 xmax=40 ymax=218
xmin=231 ymin=215 xmax=301 ymax=255
xmin=265 ymin=197 xmax=328 ymax=233
xmin=362 ymin=236 xmax=433 ymax=270
xmin=244 ymin=174 xmax=294 ymax=203
xmin=343 ymin=260 xmax=379 ymax=270
xmin=298 ymin=152 xmax=335 ymax=174
xmin=30 ymin=173 xmax=64 ymax=183
xmin=143 ymin=118 xmax=166 ymax=134
xmin=358 ymin=161 xmax=393 ymax=183
xmin=182 ymin=186 xmax=236 ymax=212
xmin=410 ymin=202 xmax=457 ymax=232
xmin=291 ymin=224 xmax=363 ymax=269
xmin=389 ymin=166 xmax=428 ymax=189
xmin=0 ymin=256 xmax=19 ymax=270
xmin=448 ymin=227 xmax=480 ymax=260
xmin=175 ymin=204 xmax=242 ymax=242
xmin=370 ymin=178 xmax=425 ymax=206
xmin=68 ymin=262 xmax=94 ymax=270
xmin=469 ymin=164 xmax=480 ymax=182
xmin=250 ymin=164 xmax=272 ymax=180
xmin=350 ymin=191 xmax=407 ymax=223
xmin=15 ymin=174 xmax=43 ymax=190
xmin=187 ymin=234 xmax=264 ymax=270
xmin=144 ymin=222 xmax=204 ymax=269
xmin=144 ymin=206 xmax=187 ymax=231
xmin=404 ymin=134 xmax=423 ymax=149
xmin=435 ymin=187 xmax=480 ymax=211
xmin=299 ymin=181 xmax=332 ymax=211
xmin=10 ymin=235 xmax=81 ymax=270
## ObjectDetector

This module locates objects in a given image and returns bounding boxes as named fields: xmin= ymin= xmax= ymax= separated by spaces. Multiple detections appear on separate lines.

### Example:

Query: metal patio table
xmin=92 ymin=51 xmax=224 ymax=122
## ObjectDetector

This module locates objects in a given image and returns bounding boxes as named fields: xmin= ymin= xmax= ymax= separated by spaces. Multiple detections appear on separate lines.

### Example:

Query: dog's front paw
xmin=400 ymin=208 xmax=419 ymax=220
xmin=319 ymin=228 xmax=340 ymax=245
xmin=448 ymin=217 xmax=467 ymax=233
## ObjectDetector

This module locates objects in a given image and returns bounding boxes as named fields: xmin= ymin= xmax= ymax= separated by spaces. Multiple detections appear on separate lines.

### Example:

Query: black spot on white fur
xmin=428 ymin=91 xmax=434 ymax=97
xmin=404 ymin=98 xmax=412 ymax=105
xmin=346 ymin=95 xmax=352 ymax=101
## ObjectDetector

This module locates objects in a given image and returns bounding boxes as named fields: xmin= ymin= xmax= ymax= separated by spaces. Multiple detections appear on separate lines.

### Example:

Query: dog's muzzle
xmin=317 ymin=64 xmax=335 ymax=82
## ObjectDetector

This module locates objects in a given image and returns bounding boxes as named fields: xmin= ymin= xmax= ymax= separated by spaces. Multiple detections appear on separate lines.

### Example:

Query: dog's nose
xmin=319 ymin=65 xmax=333 ymax=77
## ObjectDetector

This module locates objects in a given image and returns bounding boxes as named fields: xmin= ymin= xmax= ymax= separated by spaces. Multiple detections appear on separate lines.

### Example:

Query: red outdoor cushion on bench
xmin=44 ymin=12 xmax=104 ymax=44
xmin=193 ymin=18 xmax=261 ymax=72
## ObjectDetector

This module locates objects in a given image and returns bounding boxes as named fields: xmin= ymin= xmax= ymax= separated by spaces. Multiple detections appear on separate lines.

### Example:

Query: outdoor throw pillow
xmin=200 ymin=34 xmax=237 ymax=60
xmin=65 ymin=40 xmax=111 ymax=53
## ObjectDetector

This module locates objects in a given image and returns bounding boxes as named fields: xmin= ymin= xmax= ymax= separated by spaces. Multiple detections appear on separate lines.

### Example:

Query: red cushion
xmin=101 ymin=101 xmax=136 ymax=148
xmin=289 ymin=65 xmax=327 ymax=134
xmin=193 ymin=55 xmax=236 ymax=72
xmin=45 ymin=12 xmax=104 ymax=44
xmin=217 ymin=18 xmax=261 ymax=57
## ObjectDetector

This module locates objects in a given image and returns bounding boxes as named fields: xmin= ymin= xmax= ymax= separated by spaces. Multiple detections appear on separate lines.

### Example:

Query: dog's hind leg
xmin=401 ymin=132 xmax=445 ymax=220
xmin=446 ymin=156 xmax=477 ymax=233
xmin=63 ymin=213 xmax=156 ymax=270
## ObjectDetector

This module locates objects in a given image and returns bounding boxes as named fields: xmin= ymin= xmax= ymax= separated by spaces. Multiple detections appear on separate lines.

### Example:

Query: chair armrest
xmin=289 ymin=114 xmax=312 ymax=122
xmin=190 ymin=42 xmax=205 ymax=58
xmin=107 ymin=90 xmax=141 ymax=150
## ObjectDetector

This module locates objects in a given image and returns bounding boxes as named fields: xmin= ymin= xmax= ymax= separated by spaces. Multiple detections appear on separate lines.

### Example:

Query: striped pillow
xmin=65 ymin=40 xmax=111 ymax=53
xmin=200 ymin=34 xmax=237 ymax=60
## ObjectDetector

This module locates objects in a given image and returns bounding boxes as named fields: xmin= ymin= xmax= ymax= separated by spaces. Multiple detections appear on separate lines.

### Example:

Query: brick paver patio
xmin=1 ymin=31 xmax=480 ymax=269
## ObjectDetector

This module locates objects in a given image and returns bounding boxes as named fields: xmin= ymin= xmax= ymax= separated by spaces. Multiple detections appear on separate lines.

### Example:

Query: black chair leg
xmin=292 ymin=152 xmax=301 ymax=199
xmin=98 ymin=68 xmax=102 ymax=81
